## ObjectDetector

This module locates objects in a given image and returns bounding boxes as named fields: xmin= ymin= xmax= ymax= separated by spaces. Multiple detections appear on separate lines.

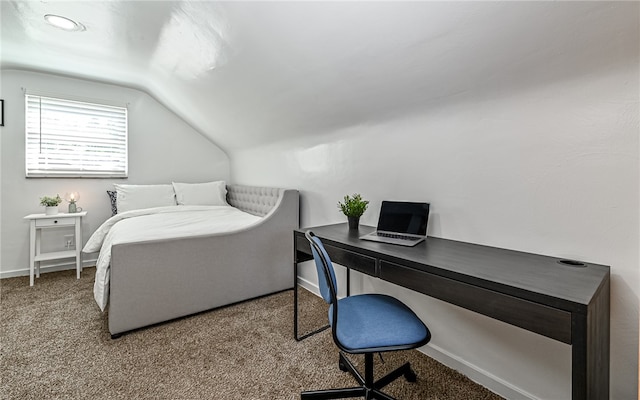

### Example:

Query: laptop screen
xmin=377 ymin=201 xmax=430 ymax=235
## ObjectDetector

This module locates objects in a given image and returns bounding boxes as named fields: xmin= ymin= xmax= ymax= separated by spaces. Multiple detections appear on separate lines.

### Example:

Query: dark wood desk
xmin=293 ymin=223 xmax=610 ymax=400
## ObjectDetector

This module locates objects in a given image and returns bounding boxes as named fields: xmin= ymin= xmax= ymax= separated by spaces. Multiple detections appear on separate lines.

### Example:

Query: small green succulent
xmin=337 ymin=193 xmax=369 ymax=218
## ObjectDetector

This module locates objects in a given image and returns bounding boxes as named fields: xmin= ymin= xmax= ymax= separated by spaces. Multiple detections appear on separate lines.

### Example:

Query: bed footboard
xmin=108 ymin=185 xmax=299 ymax=336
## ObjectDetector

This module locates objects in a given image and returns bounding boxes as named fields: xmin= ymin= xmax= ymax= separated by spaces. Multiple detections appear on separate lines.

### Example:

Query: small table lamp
xmin=65 ymin=192 xmax=80 ymax=213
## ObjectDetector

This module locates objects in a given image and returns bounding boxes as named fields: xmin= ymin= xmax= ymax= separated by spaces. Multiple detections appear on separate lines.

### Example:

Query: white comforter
xmin=83 ymin=205 xmax=262 ymax=311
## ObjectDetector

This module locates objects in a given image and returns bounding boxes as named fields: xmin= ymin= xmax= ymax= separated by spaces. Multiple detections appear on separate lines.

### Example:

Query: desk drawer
xmin=324 ymin=244 xmax=376 ymax=276
xmin=36 ymin=218 xmax=75 ymax=227
xmin=296 ymin=234 xmax=377 ymax=276
xmin=380 ymin=260 xmax=572 ymax=344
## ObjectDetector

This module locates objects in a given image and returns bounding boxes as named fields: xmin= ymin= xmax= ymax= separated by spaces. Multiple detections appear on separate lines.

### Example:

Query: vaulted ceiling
xmin=2 ymin=1 xmax=636 ymax=152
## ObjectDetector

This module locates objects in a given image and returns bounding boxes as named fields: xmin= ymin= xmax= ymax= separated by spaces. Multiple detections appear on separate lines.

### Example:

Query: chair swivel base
xmin=301 ymin=352 xmax=417 ymax=400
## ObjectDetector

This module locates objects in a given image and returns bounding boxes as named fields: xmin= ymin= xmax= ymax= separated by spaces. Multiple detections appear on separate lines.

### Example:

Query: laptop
xmin=360 ymin=201 xmax=430 ymax=247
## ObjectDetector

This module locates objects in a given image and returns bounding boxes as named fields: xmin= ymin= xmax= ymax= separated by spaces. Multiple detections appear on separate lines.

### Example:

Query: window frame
xmin=25 ymin=93 xmax=128 ymax=178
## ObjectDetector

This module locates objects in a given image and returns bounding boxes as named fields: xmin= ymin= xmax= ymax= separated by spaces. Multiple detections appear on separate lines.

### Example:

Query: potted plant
xmin=337 ymin=193 xmax=369 ymax=230
xmin=40 ymin=194 xmax=62 ymax=215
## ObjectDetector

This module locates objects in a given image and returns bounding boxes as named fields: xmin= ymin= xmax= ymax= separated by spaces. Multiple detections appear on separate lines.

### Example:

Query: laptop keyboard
xmin=376 ymin=232 xmax=420 ymax=241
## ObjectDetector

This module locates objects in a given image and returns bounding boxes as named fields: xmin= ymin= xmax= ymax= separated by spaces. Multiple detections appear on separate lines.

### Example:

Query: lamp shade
xmin=65 ymin=192 xmax=80 ymax=203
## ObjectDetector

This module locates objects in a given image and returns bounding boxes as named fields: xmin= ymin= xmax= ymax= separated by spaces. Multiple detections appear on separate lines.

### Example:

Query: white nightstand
xmin=24 ymin=211 xmax=87 ymax=286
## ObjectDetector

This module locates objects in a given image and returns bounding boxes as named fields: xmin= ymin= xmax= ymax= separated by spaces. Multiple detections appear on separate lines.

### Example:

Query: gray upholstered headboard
xmin=226 ymin=185 xmax=282 ymax=217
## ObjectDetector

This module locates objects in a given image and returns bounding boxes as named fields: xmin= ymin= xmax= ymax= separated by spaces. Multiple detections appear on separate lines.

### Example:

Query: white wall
xmin=230 ymin=64 xmax=639 ymax=398
xmin=0 ymin=70 xmax=230 ymax=275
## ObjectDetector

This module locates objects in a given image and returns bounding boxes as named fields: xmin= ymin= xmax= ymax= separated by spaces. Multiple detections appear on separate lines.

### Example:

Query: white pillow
xmin=114 ymin=184 xmax=177 ymax=213
xmin=172 ymin=181 xmax=228 ymax=206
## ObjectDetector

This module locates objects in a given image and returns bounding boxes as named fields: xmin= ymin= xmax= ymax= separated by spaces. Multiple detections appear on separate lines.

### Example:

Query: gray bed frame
xmin=108 ymin=185 xmax=299 ymax=337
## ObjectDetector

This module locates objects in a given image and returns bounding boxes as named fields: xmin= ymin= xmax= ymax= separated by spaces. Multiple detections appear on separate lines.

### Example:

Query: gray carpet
xmin=1 ymin=268 xmax=503 ymax=400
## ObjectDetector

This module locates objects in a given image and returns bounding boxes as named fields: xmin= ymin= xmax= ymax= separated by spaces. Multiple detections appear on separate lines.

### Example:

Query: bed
xmin=83 ymin=183 xmax=299 ymax=338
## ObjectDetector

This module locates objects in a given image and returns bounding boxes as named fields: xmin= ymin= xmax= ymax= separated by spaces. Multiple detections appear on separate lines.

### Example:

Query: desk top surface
xmin=296 ymin=223 xmax=609 ymax=310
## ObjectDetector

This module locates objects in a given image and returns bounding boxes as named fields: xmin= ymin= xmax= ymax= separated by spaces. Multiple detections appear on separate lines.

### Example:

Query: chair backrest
xmin=305 ymin=231 xmax=338 ymax=305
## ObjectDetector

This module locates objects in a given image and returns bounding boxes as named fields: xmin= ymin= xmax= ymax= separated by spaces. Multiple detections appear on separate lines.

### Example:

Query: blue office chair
xmin=302 ymin=231 xmax=431 ymax=400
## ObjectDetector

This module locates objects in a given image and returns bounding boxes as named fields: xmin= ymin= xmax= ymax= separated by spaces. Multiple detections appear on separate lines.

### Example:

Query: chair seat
xmin=329 ymin=294 xmax=429 ymax=352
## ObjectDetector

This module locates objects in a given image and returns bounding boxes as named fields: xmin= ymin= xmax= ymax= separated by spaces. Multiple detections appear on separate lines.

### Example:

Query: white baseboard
xmin=296 ymin=276 xmax=536 ymax=400
xmin=0 ymin=259 xmax=97 ymax=279
xmin=422 ymin=344 xmax=537 ymax=400
xmin=297 ymin=275 xmax=320 ymax=295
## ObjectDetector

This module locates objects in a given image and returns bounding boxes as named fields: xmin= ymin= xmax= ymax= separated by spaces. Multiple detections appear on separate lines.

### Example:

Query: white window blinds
xmin=26 ymin=94 xmax=128 ymax=178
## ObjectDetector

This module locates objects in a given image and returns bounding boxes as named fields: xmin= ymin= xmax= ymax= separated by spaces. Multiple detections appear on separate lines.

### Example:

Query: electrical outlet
xmin=64 ymin=234 xmax=75 ymax=249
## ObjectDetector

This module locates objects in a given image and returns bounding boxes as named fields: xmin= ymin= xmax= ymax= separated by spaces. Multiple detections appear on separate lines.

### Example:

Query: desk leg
xmin=293 ymin=259 xmax=329 ymax=341
xmin=571 ymin=282 xmax=610 ymax=400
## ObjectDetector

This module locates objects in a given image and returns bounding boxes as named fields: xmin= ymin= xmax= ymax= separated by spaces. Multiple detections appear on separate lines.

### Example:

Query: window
xmin=25 ymin=94 xmax=128 ymax=178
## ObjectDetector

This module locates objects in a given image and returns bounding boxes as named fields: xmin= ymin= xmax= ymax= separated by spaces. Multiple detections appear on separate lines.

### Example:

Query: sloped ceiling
xmin=1 ymin=1 xmax=636 ymax=152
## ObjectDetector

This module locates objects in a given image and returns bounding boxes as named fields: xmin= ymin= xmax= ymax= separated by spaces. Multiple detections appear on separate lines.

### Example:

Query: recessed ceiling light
xmin=44 ymin=14 xmax=85 ymax=32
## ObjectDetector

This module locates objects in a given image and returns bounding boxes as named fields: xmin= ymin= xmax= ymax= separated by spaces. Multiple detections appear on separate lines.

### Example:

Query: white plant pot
xmin=45 ymin=206 xmax=59 ymax=215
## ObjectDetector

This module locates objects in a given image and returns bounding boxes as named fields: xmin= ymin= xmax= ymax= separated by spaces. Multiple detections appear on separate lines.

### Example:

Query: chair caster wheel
xmin=404 ymin=369 xmax=417 ymax=382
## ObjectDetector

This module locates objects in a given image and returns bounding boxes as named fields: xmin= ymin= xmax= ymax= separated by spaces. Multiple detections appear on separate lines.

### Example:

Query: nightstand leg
xmin=35 ymin=228 xmax=41 ymax=278
xmin=75 ymin=217 xmax=82 ymax=279
xmin=29 ymin=221 xmax=36 ymax=286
